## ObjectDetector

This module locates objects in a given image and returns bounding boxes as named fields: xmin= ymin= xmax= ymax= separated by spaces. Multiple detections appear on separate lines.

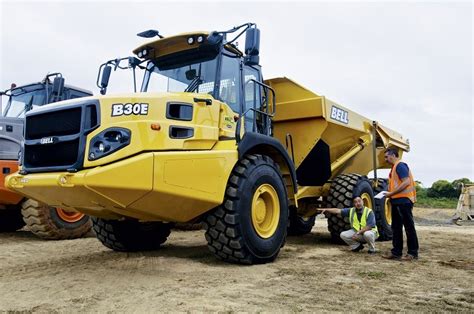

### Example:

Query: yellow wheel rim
xmin=384 ymin=198 xmax=392 ymax=225
xmin=56 ymin=208 xmax=85 ymax=223
xmin=251 ymin=183 xmax=280 ymax=239
xmin=360 ymin=192 xmax=373 ymax=209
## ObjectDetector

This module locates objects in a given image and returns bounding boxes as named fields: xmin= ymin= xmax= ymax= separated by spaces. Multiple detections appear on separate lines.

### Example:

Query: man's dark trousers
xmin=391 ymin=202 xmax=419 ymax=257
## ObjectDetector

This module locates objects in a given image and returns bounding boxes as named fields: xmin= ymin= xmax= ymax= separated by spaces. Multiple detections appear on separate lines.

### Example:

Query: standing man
xmin=382 ymin=147 xmax=419 ymax=261
xmin=321 ymin=196 xmax=379 ymax=254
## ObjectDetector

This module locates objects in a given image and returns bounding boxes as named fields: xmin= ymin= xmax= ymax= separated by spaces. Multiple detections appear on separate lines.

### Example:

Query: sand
xmin=0 ymin=207 xmax=472 ymax=312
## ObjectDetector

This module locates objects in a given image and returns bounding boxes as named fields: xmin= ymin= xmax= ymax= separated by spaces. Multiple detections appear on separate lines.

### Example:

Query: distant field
xmin=416 ymin=196 xmax=458 ymax=209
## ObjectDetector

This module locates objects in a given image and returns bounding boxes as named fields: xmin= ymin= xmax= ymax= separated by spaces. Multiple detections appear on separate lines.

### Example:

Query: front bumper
xmin=6 ymin=150 xmax=237 ymax=222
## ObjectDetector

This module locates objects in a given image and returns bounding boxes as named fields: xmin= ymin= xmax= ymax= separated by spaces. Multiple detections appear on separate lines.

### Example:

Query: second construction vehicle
xmin=7 ymin=24 xmax=410 ymax=263
xmin=1 ymin=73 xmax=93 ymax=239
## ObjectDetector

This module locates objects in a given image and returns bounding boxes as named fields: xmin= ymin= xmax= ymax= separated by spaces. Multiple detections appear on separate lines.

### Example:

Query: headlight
xmin=88 ymin=127 xmax=131 ymax=161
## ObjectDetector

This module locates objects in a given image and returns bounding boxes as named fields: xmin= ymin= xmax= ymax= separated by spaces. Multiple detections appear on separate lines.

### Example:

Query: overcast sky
xmin=1 ymin=0 xmax=472 ymax=186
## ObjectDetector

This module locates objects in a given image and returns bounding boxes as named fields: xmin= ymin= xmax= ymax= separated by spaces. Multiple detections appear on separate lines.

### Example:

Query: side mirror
xmin=100 ymin=65 xmax=112 ymax=95
xmin=52 ymin=76 xmax=65 ymax=97
xmin=244 ymin=27 xmax=260 ymax=65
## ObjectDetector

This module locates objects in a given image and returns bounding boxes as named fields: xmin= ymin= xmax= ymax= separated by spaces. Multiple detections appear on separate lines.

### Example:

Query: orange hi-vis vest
xmin=389 ymin=160 xmax=417 ymax=203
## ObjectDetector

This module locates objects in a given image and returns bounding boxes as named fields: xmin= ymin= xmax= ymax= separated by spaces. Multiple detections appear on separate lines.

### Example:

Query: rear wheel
xmin=326 ymin=174 xmax=374 ymax=242
xmin=371 ymin=178 xmax=392 ymax=241
xmin=21 ymin=199 xmax=91 ymax=239
xmin=288 ymin=206 xmax=316 ymax=235
xmin=92 ymin=218 xmax=172 ymax=251
xmin=204 ymin=154 xmax=288 ymax=264
xmin=0 ymin=205 xmax=25 ymax=232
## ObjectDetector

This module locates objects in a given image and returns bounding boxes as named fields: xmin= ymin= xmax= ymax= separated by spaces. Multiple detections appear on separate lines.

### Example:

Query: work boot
xmin=401 ymin=254 xmax=418 ymax=261
xmin=382 ymin=252 xmax=401 ymax=260
xmin=368 ymin=249 xmax=377 ymax=254
xmin=351 ymin=244 xmax=364 ymax=252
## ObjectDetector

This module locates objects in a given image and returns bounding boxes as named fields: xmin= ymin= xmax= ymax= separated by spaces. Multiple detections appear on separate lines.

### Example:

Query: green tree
xmin=427 ymin=180 xmax=457 ymax=198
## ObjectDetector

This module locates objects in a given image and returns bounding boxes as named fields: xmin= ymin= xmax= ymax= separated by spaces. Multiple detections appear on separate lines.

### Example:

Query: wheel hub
xmin=55 ymin=208 xmax=85 ymax=223
xmin=251 ymin=184 xmax=280 ymax=239
xmin=361 ymin=192 xmax=373 ymax=209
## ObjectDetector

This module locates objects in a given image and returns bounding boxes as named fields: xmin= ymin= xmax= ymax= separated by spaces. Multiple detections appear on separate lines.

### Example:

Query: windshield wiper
xmin=184 ymin=76 xmax=202 ymax=93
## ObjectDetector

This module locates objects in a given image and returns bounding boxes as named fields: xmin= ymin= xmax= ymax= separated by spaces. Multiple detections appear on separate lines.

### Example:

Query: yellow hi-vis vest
xmin=349 ymin=207 xmax=378 ymax=236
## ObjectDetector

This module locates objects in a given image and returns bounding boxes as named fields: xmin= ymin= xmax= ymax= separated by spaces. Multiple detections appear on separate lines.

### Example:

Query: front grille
xmin=25 ymin=139 xmax=79 ymax=167
xmin=22 ymin=101 xmax=100 ymax=173
xmin=25 ymin=107 xmax=82 ymax=140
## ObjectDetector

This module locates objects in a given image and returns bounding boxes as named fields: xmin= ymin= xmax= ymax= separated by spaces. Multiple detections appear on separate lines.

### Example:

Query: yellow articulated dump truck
xmin=6 ymin=23 xmax=409 ymax=264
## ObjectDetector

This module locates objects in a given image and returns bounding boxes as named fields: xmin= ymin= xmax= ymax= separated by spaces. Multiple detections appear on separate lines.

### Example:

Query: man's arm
xmin=319 ymin=208 xmax=342 ymax=215
xmin=386 ymin=177 xmax=410 ymax=198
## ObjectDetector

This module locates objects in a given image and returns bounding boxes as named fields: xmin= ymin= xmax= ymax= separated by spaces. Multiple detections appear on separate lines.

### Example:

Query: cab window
xmin=243 ymin=65 xmax=262 ymax=132
xmin=218 ymin=55 xmax=241 ymax=113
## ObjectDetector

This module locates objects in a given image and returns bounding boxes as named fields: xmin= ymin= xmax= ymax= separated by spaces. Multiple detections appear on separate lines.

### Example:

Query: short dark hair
xmin=385 ymin=147 xmax=399 ymax=158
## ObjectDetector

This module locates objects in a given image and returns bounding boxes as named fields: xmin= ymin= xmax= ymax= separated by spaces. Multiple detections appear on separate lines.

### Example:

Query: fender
xmin=237 ymin=132 xmax=298 ymax=194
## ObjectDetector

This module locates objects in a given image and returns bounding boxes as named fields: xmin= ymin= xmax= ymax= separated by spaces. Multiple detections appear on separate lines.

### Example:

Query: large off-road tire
xmin=288 ymin=206 xmax=316 ymax=236
xmin=326 ymin=174 xmax=375 ymax=242
xmin=371 ymin=178 xmax=393 ymax=241
xmin=92 ymin=218 xmax=172 ymax=252
xmin=21 ymin=199 xmax=91 ymax=240
xmin=204 ymin=154 xmax=288 ymax=264
xmin=0 ymin=206 xmax=25 ymax=232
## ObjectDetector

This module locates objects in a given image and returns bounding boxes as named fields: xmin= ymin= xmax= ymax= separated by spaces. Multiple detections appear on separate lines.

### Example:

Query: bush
xmin=427 ymin=180 xmax=457 ymax=198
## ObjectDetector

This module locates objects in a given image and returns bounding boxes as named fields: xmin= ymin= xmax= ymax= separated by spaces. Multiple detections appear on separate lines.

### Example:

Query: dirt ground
xmin=0 ymin=207 xmax=473 ymax=312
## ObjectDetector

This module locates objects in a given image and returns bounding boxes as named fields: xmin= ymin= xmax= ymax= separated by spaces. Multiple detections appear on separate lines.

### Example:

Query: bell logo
xmin=40 ymin=137 xmax=55 ymax=145
xmin=330 ymin=106 xmax=349 ymax=124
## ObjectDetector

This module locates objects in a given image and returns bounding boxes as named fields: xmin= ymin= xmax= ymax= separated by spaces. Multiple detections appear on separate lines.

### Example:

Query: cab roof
xmin=133 ymin=31 xmax=242 ymax=61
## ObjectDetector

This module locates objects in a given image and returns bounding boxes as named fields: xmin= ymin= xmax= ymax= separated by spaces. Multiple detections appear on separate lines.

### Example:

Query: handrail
xmin=236 ymin=79 xmax=276 ymax=143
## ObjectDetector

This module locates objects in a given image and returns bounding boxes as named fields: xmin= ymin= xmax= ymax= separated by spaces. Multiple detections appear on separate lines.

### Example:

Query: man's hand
xmin=352 ymin=231 xmax=363 ymax=240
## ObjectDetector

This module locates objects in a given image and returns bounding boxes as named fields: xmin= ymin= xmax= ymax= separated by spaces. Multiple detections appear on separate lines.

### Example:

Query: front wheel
xmin=204 ymin=154 xmax=288 ymax=264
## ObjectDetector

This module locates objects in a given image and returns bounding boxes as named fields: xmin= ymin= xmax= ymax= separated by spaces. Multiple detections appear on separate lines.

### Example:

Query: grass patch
xmin=416 ymin=196 xmax=458 ymax=209
xmin=356 ymin=270 xmax=387 ymax=279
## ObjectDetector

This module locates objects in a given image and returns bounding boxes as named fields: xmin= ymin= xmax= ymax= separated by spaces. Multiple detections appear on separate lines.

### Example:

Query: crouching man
xmin=321 ymin=196 xmax=379 ymax=254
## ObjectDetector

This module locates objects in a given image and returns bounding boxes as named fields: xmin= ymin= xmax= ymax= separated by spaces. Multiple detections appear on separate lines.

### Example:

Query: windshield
xmin=3 ymin=88 xmax=47 ymax=118
xmin=142 ymin=58 xmax=219 ymax=97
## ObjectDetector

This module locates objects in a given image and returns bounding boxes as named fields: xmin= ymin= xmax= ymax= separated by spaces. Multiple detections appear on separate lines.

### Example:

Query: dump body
xmin=267 ymin=77 xmax=408 ymax=197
